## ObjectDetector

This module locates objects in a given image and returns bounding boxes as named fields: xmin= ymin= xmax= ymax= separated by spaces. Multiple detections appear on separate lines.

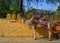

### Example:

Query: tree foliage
xmin=10 ymin=3 xmax=20 ymax=13
xmin=0 ymin=0 xmax=60 ymax=18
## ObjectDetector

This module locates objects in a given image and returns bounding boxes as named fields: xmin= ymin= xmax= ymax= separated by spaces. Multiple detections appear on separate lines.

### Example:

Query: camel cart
xmin=48 ymin=22 xmax=60 ymax=41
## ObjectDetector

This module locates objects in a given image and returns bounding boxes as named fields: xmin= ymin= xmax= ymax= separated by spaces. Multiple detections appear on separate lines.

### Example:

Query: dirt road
xmin=0 ymin=37 xmax=60 ymax=43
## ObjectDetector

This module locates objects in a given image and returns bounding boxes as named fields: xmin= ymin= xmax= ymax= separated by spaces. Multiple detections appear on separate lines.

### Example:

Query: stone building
xmin=56 ymin=5 xmax=60 ymax=19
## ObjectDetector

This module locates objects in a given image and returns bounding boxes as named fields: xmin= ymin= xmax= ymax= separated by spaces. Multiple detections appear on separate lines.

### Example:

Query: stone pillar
xmin=12 ymin=13 xmax=16 ymax=19
xmin=6 ymin=13 xmax=11 ymax=20
xmin=17 ymin=13 xmax=22 ymax=20
xmin=11 ymin=13 xmax=16 ymax=21
xmin=17 ymin=13 xmax=23 ymax=23
xmin=50 ymin=15 xmax=53 ymax=20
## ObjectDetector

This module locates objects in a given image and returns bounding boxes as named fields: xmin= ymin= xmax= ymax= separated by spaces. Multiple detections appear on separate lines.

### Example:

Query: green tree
xmin=10 ymin=3 xmax=20 ymax=14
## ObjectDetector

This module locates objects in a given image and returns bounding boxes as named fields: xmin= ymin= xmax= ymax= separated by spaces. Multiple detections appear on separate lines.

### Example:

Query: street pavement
xmin=0 ymin=37 xmax=60 ymax=43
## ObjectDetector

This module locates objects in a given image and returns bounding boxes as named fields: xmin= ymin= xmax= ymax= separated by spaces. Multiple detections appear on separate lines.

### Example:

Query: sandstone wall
xmin=0 ymin=19 xmax=48 ymax=38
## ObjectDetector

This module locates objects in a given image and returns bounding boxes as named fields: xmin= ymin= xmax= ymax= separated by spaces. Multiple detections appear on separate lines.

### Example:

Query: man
xmin=38 ymin=16 xmax=48 ymax=27
xmin=29 ymin=14 xmax=40 ymax=27
xmin=29 ymin=14 xmax=40 ymax=40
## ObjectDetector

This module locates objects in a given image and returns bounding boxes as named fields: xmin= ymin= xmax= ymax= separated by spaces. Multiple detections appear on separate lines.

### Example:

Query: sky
xmin=23 ymin=0 xmax=59 ymax=11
